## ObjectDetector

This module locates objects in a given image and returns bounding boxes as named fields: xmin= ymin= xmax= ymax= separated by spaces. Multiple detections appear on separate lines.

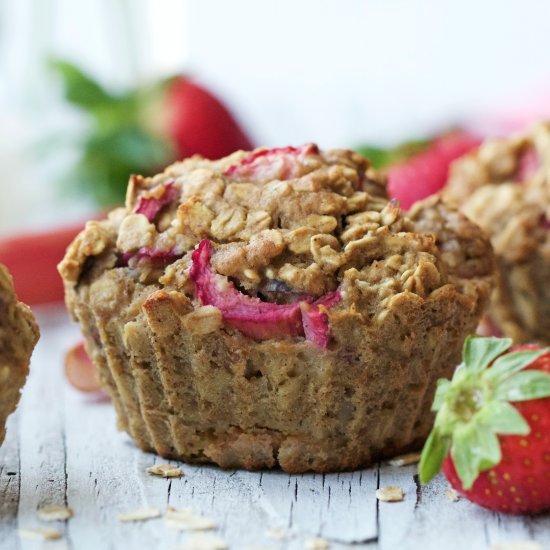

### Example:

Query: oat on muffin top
xmin=59 ymin=144 xmax=493 ymax=346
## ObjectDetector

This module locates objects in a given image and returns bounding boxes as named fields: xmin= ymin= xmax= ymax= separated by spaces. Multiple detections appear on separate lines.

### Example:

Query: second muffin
xmin=445 ymin=123 xmax=550 ymax=344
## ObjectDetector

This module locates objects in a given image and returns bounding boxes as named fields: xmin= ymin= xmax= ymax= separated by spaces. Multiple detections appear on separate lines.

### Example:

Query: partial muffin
xmin=445 ymin=121 xmax=550 ymax=205
xmin=59 ymin=144 xmax=493 ymax=472
xmin=444 ymin=123 xmax=550 ymax=344
xmin=0 ymin=264 xmax=39 ymax=445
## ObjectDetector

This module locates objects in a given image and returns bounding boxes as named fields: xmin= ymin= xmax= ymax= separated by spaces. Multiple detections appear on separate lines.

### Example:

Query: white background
xmin=1 ymin=0 xmax=550 ymax=234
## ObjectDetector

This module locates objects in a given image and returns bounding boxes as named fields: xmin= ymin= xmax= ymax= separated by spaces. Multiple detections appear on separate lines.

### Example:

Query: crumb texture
xmin=0 ymin=264 xmax=39 ymax=446
xmin=59 ymin=145 xmax=493 ymax=472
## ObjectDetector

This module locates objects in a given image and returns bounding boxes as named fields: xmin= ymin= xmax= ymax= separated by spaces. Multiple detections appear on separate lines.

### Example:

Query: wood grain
xmin=0 ymin=306 xmax=548 ymax=549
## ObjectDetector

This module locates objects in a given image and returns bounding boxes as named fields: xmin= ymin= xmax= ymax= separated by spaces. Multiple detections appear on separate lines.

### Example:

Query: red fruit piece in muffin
xmin=419 ymin=336 xmax=550 ymax=514
xmin=516 ymin=147 xmax=540 ymax=183
xmin=190 ymin=239 xmax=340 ymax=346
xmin=301 ymin=290 xmax=342 ymax=348
xmin=224 ymin=144 xmax=319 ymax=181
xmin=134 ymin=181 xmax=180 ymax=222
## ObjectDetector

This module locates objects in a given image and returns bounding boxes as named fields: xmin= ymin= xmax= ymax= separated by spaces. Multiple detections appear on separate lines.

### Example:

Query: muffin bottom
xmin=70 ymin=267 xmax=485 ymax=473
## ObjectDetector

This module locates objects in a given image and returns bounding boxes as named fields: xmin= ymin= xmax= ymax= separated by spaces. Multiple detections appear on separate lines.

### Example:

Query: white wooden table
xmin=1 ymin=306 xmax=549 ymax=550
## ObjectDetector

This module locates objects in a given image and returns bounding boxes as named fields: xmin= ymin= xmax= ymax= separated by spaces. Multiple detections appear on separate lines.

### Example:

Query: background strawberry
xmin=357 ymin=130 xmax=480 ymax=210
xmin=419 ymin=336 xmax=550 ymax=514
xmin=52 ymin=61 xmax=253 ymax=206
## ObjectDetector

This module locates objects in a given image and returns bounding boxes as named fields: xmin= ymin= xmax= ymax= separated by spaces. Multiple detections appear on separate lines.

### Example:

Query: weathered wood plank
xmin=0 ymin=414 xmax=21 ymax=550
xmin=16 ymin=315 xmax=71 ymax=546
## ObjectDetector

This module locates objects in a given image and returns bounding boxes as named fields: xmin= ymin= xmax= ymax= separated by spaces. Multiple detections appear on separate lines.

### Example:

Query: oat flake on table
xmin=18 ymin=527 xmax=62 ymax=540
xmin=376 ymin=486 xmax=404 ymax=502
xmin=117 ymin=507 xmax=162 ymax=522
xmin=37 ymin=504 xmax=74 ymax=521
xmin=164 ymin=507 xmax=216 ymax=531
xmin=305 ymin=537 xmax=330 ymax=549
xmin=146 ymin=463 xmax=183 ymax=478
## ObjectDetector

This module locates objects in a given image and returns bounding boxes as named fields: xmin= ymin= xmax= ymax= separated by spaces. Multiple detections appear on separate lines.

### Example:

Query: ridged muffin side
xmin=59 ymin=146 xmax=493 ymax=472
xmin=0 ymin=264 xmax=39 ymax=445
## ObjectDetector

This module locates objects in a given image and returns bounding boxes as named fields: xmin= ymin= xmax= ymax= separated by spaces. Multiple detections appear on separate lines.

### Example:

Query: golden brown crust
xmin=59 ymin=145 xmax=494 ymax=472
xmin=0 ymin=264 xmax=39 ymax=446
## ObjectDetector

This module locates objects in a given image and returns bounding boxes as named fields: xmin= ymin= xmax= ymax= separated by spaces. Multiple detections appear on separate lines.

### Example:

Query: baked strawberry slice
xmin=419 ymin=336 xmax=550 ymax=514
xmin=64 ymin=341 xmax=101 ymax=393
xmin=224 ymin=144 xmax=319 ymax=181
xmin=134 ymin=181 xmax=180 ymax=222
xmin=516 ymin=147 xmax=540 ymax=183
xmin=190 ymin=240 xmax=304 ymax=340
xmin=189 ymin=240 xmax=340 ymax=346
xmin=388 ymin=131 xmax=480 ymax=210
xmin=301 ymin=290 xmax=341 ymax=348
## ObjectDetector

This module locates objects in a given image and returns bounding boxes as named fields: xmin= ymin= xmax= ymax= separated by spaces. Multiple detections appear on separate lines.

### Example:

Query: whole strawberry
xmin=356 ymin=130 xmax=480 ymax=210
xmin=419 ymin=336 xmax=550 ymax=514
xmin=387 ymin=131 xmax=480 ymax=210
xmin=52 ymin=61 xmax=253 ymax=206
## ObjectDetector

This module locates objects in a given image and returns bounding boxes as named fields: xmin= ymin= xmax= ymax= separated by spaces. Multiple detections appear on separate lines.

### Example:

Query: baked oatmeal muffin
xmin=445 ymin=122 xmax=550 ymax=205
xmin=59 ymin=144 xmax=493 ymax=472
xmin=444 ymin=123 xmax=550 ymax=344
xmin=0 ymin=264 xmax=39 ymax=446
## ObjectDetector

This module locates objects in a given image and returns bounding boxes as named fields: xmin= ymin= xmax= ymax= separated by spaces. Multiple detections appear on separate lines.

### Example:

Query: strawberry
xmin=52 ymin=61 xmax=253 ymax=206
xmin=419 ymin=336 xmax=550 ymax=514
xmin=224 ymin=144 xmax=319 ymax=181
xmin=387 ymin=131 xmax=480 ymax=210
xmin=0 ymin=223 xmax=85 ymax=304
xmin=189 ymin=239 xmax=341 ymax=346
xmin=164 ymin=77 xmax=253 ymax=161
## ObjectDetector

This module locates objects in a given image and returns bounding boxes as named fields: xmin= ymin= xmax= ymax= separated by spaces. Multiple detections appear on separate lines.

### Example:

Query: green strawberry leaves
xmin=355 ymin=139 xmax=429 ymax=170
xmin=419 ymin=336 xmax=550 ymax=489
xmin=418 ymin=428 xmax=450 ymax=485
xmin=462 ymin=336 xmax=513 ymax=373
xmin=475 ymin=400 xmax=529 ymax=435
xmin=496 ymin=370 xmax=550 ymax=402
xmin=51 ymin=59 xmax=173 ymax=206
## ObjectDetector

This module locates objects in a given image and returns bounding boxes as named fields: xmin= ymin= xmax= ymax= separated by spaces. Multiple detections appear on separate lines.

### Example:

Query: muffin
xmin=59 ymin=144 xmax=493 ymax=472
xmin=0 ymin=264 xmax=39 ymax=446
xmin=445 ymin=123 xmax=550 ymax=344
xmin=445 ymin=121 xmax=550 ymax=205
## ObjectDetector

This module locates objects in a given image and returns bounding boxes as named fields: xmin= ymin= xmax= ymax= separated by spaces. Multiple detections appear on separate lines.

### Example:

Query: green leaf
xmin=432 ymin=378 xmax=451 ymax=411
xmin=462 ymin=336 xmax=513 ymax=373
xmin=451 ymin=423 xmax=501 ymax=490
xmin=418 ymin=428 xmax=451 ymax=485
xmin=486 ymin=348 xmax=549 ymax=384
xmin=355 ymin=139 xmax=429 ymax=169
xmin=475 ymin=400 xmax=530 ymax=436
xmin=50 ymin=59 xmax=113 ymax=110
xmin=495 ymin=370 xmax=550 ymax=402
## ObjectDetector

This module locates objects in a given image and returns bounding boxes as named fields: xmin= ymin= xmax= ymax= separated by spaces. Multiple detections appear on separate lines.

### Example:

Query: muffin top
xmin=59 ymin=145 xmax=493 ymax=346
xmin=445 ymin=122 xmax=550 ymax=206
xmin=443 ymin=123 xmax=550 ymax=264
